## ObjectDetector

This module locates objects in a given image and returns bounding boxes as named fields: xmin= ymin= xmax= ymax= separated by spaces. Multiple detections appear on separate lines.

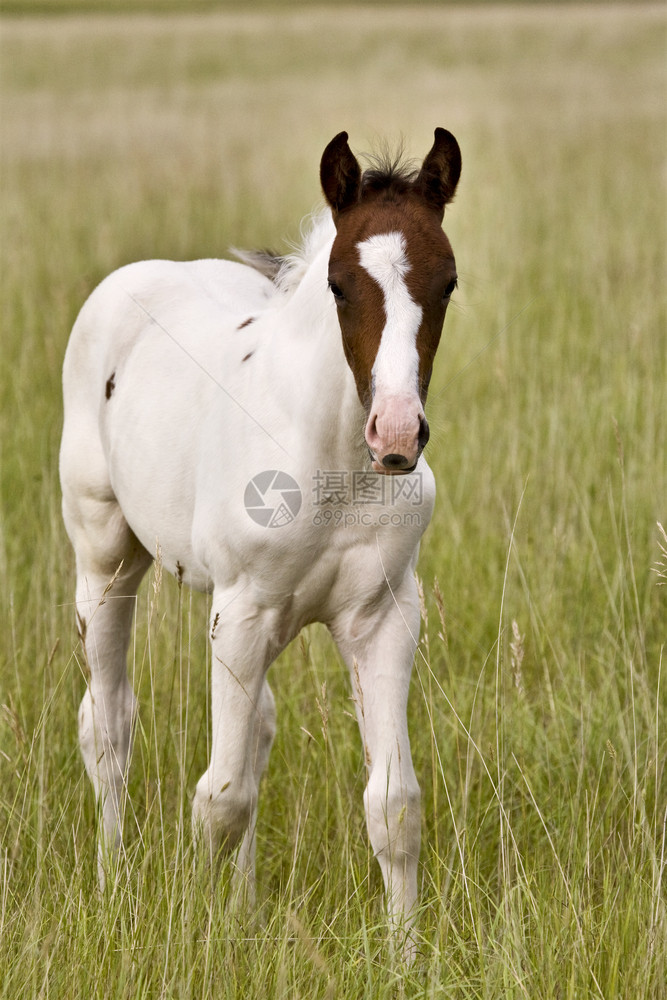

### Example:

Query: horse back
xmin=63 ymin=258 xmax=275 ymax=397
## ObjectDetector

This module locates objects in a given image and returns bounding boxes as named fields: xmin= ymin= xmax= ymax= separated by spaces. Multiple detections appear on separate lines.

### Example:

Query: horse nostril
xmin=418 ymin=416 xmax=430 ymax=450
xmin=382 ymin=453 xmax=411 ymax=470
xmin=365 ymin=411 xmax=380 ymax=450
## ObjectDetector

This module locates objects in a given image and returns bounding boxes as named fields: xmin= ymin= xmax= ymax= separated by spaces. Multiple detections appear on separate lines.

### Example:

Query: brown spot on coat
xmin=105 ymin=372 xmax=116 ymax=399
xmin=242 ymin=352 xmax=253 ymax=362
xmin=238 ymin=317 xmax=255 ymax=330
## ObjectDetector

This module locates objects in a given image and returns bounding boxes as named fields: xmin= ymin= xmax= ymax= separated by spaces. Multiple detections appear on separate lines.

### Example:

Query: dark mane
xmin=360 ymin=145 xmax=419 ymax=198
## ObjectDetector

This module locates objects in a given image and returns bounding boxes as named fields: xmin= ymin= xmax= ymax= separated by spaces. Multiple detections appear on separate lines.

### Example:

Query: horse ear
xmin=415 ymin=128 xmax=461 ymax=219
xmin=320 ymin=132 xmax=362 ymax=219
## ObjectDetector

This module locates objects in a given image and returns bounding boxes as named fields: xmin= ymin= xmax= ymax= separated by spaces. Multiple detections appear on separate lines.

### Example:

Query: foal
xmin=60 ymin=128 xmax=461 ymax=951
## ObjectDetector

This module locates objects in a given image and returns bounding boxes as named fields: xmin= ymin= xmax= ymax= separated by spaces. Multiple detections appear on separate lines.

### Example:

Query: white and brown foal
xmin=60 ymin=128 xmax=461 ymax=956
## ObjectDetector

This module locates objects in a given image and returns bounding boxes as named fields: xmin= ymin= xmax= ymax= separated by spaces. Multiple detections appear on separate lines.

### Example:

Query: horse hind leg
xmin=64 ymin=477 xmax=152 ymax=886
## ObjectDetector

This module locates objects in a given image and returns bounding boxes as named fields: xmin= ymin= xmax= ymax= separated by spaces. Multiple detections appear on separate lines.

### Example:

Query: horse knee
xmin=79 ymin=684 xmax=136 ymax=790
xmin=365 ymin=768 xmax=421 ymax=929
xmin=364 ymin=768 xmax=421 ymax=863
xmin=257 ymin=685 xmax=277 ymax=760
xmin=192 ymin=774 xmax=255 ymax=855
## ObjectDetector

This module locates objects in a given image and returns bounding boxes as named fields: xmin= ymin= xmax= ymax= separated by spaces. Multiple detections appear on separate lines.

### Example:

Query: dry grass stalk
xmin=510 ymin=619 xmax=525 ymax=698
xmin=652 ymin=522 xmax=667 ymax=586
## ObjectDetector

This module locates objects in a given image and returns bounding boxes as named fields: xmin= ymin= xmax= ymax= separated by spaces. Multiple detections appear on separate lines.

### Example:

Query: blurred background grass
xmin=0 ymin=0 xmax=619 ymax=12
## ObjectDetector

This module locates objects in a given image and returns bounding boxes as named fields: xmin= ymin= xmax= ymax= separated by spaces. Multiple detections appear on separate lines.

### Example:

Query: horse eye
xmin=443 ymin=278 xmax=458 ymax=300
xmin=328 ymin=280 xmax=345 ymax=302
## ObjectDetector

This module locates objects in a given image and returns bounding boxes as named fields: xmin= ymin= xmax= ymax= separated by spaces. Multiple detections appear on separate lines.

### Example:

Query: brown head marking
xmin=320 ymin=129 xmax=461 ymax=471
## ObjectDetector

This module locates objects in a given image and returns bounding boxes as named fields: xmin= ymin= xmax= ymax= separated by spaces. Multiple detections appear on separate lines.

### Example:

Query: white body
xmin=60 ymin=213 xmax=433 ymax=947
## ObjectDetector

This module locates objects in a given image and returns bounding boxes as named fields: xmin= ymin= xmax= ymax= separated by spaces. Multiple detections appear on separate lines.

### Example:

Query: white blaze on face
xmin=358 ymin=231 xmax=426 ymax=469
xmin=357 ymin=231 xmax=423 ymax=398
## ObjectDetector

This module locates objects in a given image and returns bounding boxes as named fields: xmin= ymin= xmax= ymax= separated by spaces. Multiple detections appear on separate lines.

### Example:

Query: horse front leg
xmin=192 ymin=590 xmax=278 ymax=904
xmin=231 ymin=679 xmax=276 ymax=904
xmin=333 ymin=574 xmax=422 ymax=959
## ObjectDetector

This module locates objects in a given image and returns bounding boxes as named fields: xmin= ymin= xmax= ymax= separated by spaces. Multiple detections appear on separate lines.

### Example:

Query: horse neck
xmin=277 ymin=237 xmax=367 ymax=470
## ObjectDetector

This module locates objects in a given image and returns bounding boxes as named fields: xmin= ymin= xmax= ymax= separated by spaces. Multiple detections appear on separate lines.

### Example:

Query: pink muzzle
xmin=365 ymin=395 xmax=429 ymax=473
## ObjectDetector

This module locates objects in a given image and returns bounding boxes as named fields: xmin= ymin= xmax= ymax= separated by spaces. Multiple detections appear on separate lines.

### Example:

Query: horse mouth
xmin=368 ymin=450 xmax=419 ymax=475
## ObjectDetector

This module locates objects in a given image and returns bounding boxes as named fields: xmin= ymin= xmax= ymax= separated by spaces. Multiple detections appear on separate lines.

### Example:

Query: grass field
xmin=1 ymin=4 xmax=666 ymax=997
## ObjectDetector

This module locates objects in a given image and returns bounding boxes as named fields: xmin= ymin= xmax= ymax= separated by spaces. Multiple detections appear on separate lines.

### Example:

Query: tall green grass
xmin=1 ymin=5 xmax=665 ymax=997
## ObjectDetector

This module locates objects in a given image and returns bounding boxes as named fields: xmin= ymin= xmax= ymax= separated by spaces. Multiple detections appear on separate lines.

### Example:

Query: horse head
xmin=320 ymin=128 xmax=461 ymax=472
